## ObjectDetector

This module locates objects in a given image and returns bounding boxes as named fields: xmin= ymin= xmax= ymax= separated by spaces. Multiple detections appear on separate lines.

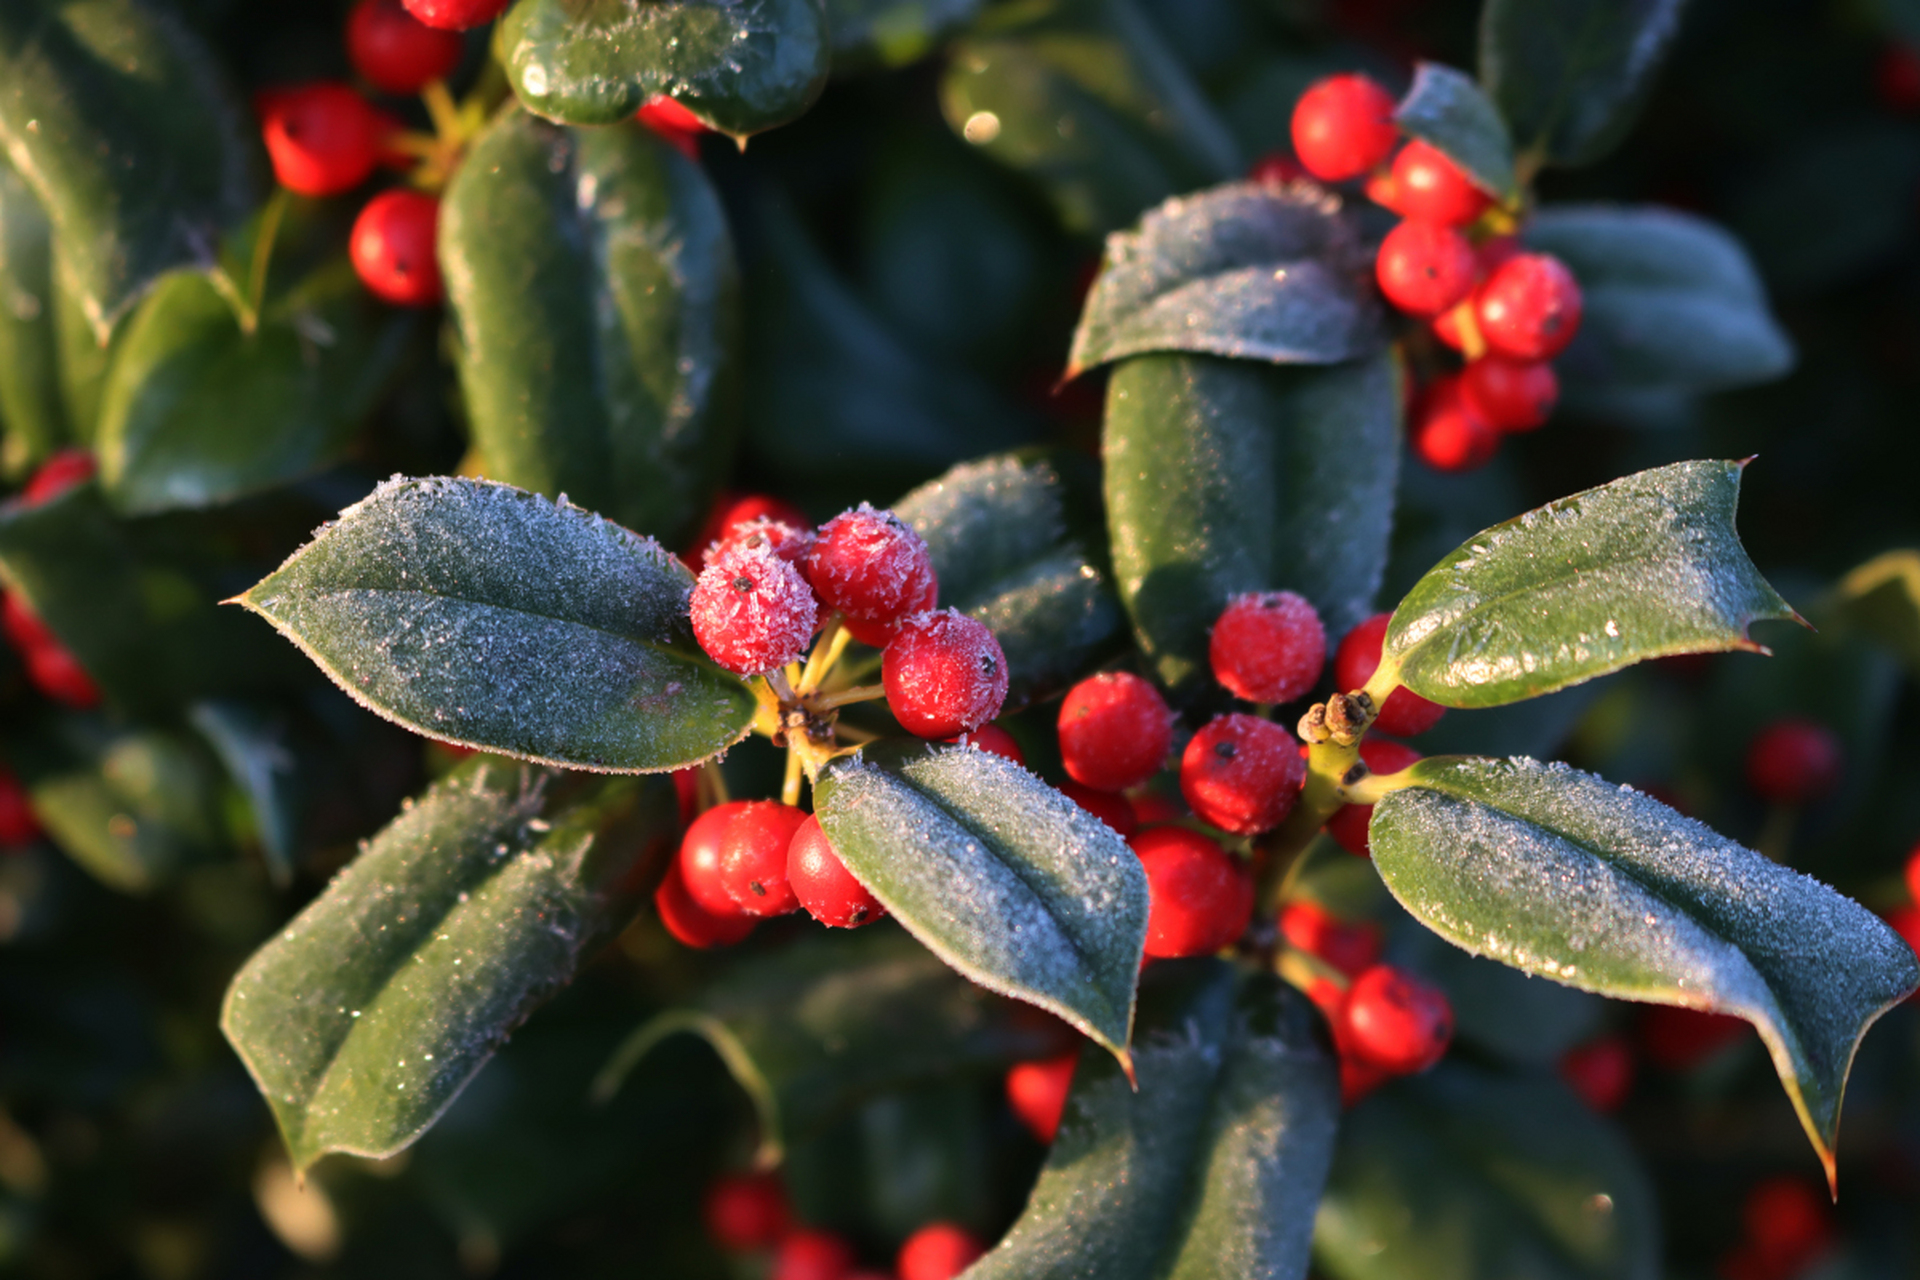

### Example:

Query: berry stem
xmin=796 ymin=615 xmax=849 ymax=695
xmin=764 ymin=667 xmax=799 ymax=706
xmin=782 ymin=742 xmax=804 ymax=807
xmin=241 ymin=186 xmax=291 ymax=335
xmin=808 ymin=683 xmax=886 ymax=712
xmin=1253 ymin=731 xmax=1363 ymax=916
xmin=422 ymin=78 xmax=463 ymax=142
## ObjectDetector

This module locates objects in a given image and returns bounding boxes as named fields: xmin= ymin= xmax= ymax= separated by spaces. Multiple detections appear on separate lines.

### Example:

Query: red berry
xmin=654 ymin=861 xmax=755 ymax=949
xmin=897 ymin=1223 xmax=985 ymax=1280
xmin=0 ymin=767 xmax=40 ymax=849
xmin=720 ymin=801 xmax=809 ymax=916
xmin=772 ymin=1230 xmax=855 ymax=1280
xmin=27 ymin=640 xmax=101 ymax=709
xmin=21 ymin=448 xmax=95 ymax=504
xmin=1475 ymin=253 xmax=1583 ymax=361
xmin=1904 ymin=841 xmax=1920 ymax=905
xmin=1744 ymin=718 xmax=1843 ymax=805
xmin=1289 ymin=74 xmax=1399 ymax=182
xmin=1130 ymin=827 xmax=1253 ymax=959
xmin=399 ymin=0 xmax=508 ymax=29
xmin=1278 ymin=900 xmax=1382 ymax=977
xmin=1638 ymin=1004 xmax=1747 ymax=1070
xmin=691 ymin=492 xmax=812 ymax=559
xmin=703 ymin=1171 xmax=791 ymax=1252
xmin=1430 ymin=300 xmax=1469 ymax=351
xmin=1559 ymin=1036 xmax=1634 ymax=1112
xmin=1375 ymin=219 xmax=1477 ymax=317
xmin=788 ymin=815 xmax=886 ymax=929
xmin=804 ymin=505 xmax=937 ymax=647
xmin=260 ymin=83 xmax=382 ymax=197
xmin=1411 ymin=374 xmax=1499 ymax=473
xmin=1877 ymin=44 xmax=1920 ymax=113
xmin=1381 ymin=140 xmax=1493 ymax=226
xmin=346 ymin=0 xmax=463 ymax=95
xmin=1 ymin=592 xmax=56 ymax=658
xmin=1058 ymin=781 xmax=1137 ymax=837
xmin=1129 ymin=790 xmax=1184 ymax=827
xmin=1006 ymin=1051 xmax=1077 ymax=1143
xmin=691 ymin=542 xmax=820 ymax=676
xmin=950 ymin=722 xmax=1023 ymax=765
xmin=1461 ymin=356 xmax=1558 ymax=431
xmin=1247 ymin=150 xmax=1308 ymax=185
xmin=637 ymin=96 xmax=707 ymax=158
xmin=1333 ymin=613 xmax=1446 ymax=737
xmin=1179 ymin=713 xmax=1305 ymax=836
xmin=704 ymin=518 xmax=814 ymax=571
xmin=882 ymin=610 xmax=1009 ymax=739
xmin=1057 ymin=672 xmax=1171 ymax=792
xmin=678 ymin=800 xmax=751 ymax=917
xmin=1343 ymin=964 xmax=1452 ymax=1075
xmin=1743 ymin=1177 xmax=1834 ymax=1271
xmin=351 ymin=189 xmax=443 ymax=306
xmin=1324 ymin=738 xmax=1422 ymax=857
xmin=1208 ymin=590 xmax=1326 ymax=704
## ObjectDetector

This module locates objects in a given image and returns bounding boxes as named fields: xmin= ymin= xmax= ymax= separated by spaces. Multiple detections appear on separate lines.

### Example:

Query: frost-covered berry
xmin=1411 ymin=375 xmax=1498 ymax=473
xmin=788 ymin=815 xmax=886 ymax=928
xmin=772 ymin=1230 xmax=855 ymax=1280
xmin=804 ymin=504 xmax=937 ymax=647
xmin=1179 ymin=714 xmax=1305 ymax=835
xmin=1277 ymin=900 xmax=1382 ymax=977
xmin=950 ymin=722 xmax=1024 ymax=765
xmin=897 ymin=1223 xmax=986 ymax=1280
xmin=346 ymin=0 xmax=463 ymax=95
xmin=1209 ymin=590 xmax=1326 ymax=704
xmin=400 ymin=0 xmax=508 ymax=29
xmin=703 ymin=1171 xmax=791 ymax=1252
xmin=1380 ymin=140 xmax=1492 ymax=226
xmin=21 ymin=448 xmax=95 ymax=505
xmin=1289 ymin=74 xmax=1399 ymax=182
xmin=0 ymin=766 xmax=40 ymax=849
xmin=1333 ymin=613 xmax=1446 ymax=737
xmin=1130 ymin=827 xmax=1253 ymax=958
xmin=1375 ymin=219 xmax=1477 ymax=317
xmin=1059 ymin=781 xmax=1137 ymax=837
xmin=1343 ymin=964 xmax=1452 ymax=1074
xmin=1057 ymin=671 xmax=1171 ymax=792
xmin=1744 ymin=717 xmax=1843 ymax=804
xmin=351 ymin=190 xmax=442 ymax=306
xmin=1559 ymin=1037 xmax=1634 ymax=1112
xmin=715 ymin=800 xmax=809 ymax=916
xmin=259 ymin=82 xmax=382 ymax=196
xmin=1475 ymin=253 xmax=1583 ymax=361
xmin=654 ymin=861 xmax=755 ymax=949
xmin=1006 ymin=1050 xmax=1077 ymax=1143
xmin=882 ymin=610 xmax=1009 ymax=739
xmin=704 ymin=518 xmax=814 ymax=570
xmin=691 ymin=542 xmax=820 ymax=675
xmin=1461 ymin=356 xmax=1557 ymax=431
xmin=1325 ymin=738 xmax=1422 ymax=856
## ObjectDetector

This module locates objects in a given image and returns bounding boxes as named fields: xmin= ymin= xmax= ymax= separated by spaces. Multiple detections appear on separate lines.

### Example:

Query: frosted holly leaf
xmin=1369 ymin=755 xmax=1920 ymax=1187
xmin=1392 ymin=61 xmax=1517 ymax=200
xmin=1381 ymin=460 xmax=1799 ymax=709
xmin=812 ymin=741 xmax=1148 ymax=1063
xmin=235 ymin=475 xmax=757 ymax=772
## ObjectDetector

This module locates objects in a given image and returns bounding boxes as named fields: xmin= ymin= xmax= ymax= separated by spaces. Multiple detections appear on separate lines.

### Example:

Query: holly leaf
xmin=0 ymin=0 xmax=256 ymax=339
xmin=442 ymin=111 xmax=739 ymax=548
xmin=592 ymin=927 xmax=1066 ymax=1163
xmin=222 ymin=760 xmax=679 ymax=1172
xmin=1392 ymin=62 xmax=1516 ymax=201
xmin=1066 ymin=182 xmax=1384 ymax=377
xmin=895 ymin=450 xmax=1124 ymax=707
xmin=0 ymin=158 xmax=71 ymax=475
xmin=1317 ymin=1062 xmax=1660 ymax=1280
xmin=188 ymin=699 xmax=301 ymax=889
xmin=811 ymin=742 xmax=1149 ymax=1062
xmin=235 ymin=475 xmax=757 ymax=772
xmin=1382 ymin=460 xmax=1797 ymax=709
xmin=1369 ymin=755 xmax=1920 ymax=1184
xmin=1824 ymin=548 xmax=1920 ymax=678
xmin=969 ymin=960 xmax=1338 ymax=1280
xmin=1104 ymin=351 xmax=1400 ymax=693
xmin=1478 ymin=0 xmax=1689 ymax=170
xmin=500 ymin=0 xmax=829 ymax=137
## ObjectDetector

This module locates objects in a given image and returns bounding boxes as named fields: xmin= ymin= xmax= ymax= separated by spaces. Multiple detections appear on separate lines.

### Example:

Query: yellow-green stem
xmin=1253 ymin=734 xmax=1361 ymax=915
xmin=809 ymin=683 xmax=886 ymax=712
xmin=797 ymin=615 xmax=848 ymax=694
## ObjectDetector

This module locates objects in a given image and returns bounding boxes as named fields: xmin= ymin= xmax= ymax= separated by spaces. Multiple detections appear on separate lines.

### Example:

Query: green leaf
xmin=221 ymin=759 xmax=679 ymax=1171
xmin=827 ymin=0 xmax=981 ymax=65
xmin=1824 ymin=549 xmax=1920 ymax=678
xmin=593 ymin=927 xmax=1065 ymax=1163
xmin=1383 ymin=460 xmax=1798 ymax=709
xmin=1392 ymin=62 xmax=1516 ymax=201
xmin=51 ymin=253 xmax=117 ymax=444
xmin=1369 ymin=755 xmax=1920 ymax=1181
xmin=500 ymin=0 xmax=829 ymax=136
xmin=969 ymin=960 xmax=1339 ymax=1280
xmin=442 ymin=110 xmax=740 ymax=548
xmin=95 ymin=265 xmax=407 ymax=515
xmin=1104 ymin=351 xmax=1401 ymax=693
xmin=1524 ymin=205 xmax=1793 ymax=395
xmin=894 ymin=450 xmax=1124 ymax=707
xmin=1477 ymin=0 xmax=1688 ymax=170
xmin=1316 ymin=1062 xmax=1660 ymax=1280
xmin=188 ymin=698 xmax=300 ymax=889
xmin=811 ymin=741 xmax=1149 ymax=1062
xmin=237 ymin=475 xmax=757 ymax=772
xmin=0 ymin=0 xmax=256 ymax=339
xmin=1066 ymin=182 xmax=1385 ymax=377
xmin=0 ymin=158 xmax=71 ymax=475
xmin=940 ymin=0 xmax=1242 ymax=236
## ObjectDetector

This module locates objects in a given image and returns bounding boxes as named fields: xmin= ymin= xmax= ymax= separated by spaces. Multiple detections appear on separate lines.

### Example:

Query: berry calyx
xmin=1461 ymin=356 xmax=1558 ymax=431
xmin=1744 ymin=717 xmax=1843 ymax=804
xmin=1475 ymin=252 xmax=1583 ymax=361
xmin=21 ymin=448 xmax=96 ymax=504
xmin=1208 ymin=590 xmax=1326 ymax=704
xmin=1324 ymin=738 xmax=1422 ymax=856
xmin=1380 ymin=140 xmax=1493 ymax=226
xmin=259 ymin=83 xmax=382 ymax=197
xmin=1278 ymin=900 xmax=1382 ymax=977
xmin=1289 ymin=74 xmax=1399 ymax=182
xmin=399 ymin=0 xmax=509 ymax=30
xmin=346 ymin=0 xmax=463 ymax=95
xmin=772 ymin=1229 xmax=855 ymax=1280
xmin=654 ymin=861 xmax=756 ymax=949
xmin=1178 ymin=713 xmax=1305 ymax=835
xmin=0 ymin=767 xmax=40 ymax=849
xmin=1058 ymin=781 xmax=1137 ymax=836
xmin=1375 ymin=219 xmax=1478 ymax=317
xmin=1411 ymin=375 xmax=1499 ymax=473
xmin=690 ymin=542 xmax=820 ymax=675
xmin=951 ymin=722 xmax=1023 ymax=765
xmin=1558 ymin=1036 xmax=1634 ymax=1112
xmin=788 ymin=815 xmax=886 ymax=929
xmin=350 ymin=189 xmax=444 ymax=306
xmin=1006 ymin=1051 xmax=1077 ymax=1143
xmin=703 ymin=1171 xmax=791 ymax=1252
xmin=1342 ymin=964 xmax=1452 ymax=1074
xmin=1057 ymin=671 xmax=1171 ymax=792
xmin=1130 ymin=827 xmax=1253 ymax=959
xmin=804 ymin=505 xmax=937 ymax=647
xmin=897 ymin=1223 xmax=986 ymax=1280
xmin=1332 ymin=613 xmax=1446 ymax=737
xmin=882 ymin=610 xmax=1009 ymax=739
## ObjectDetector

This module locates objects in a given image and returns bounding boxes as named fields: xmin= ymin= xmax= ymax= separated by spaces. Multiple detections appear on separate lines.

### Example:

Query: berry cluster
xmin=702 ymin=1169 xmax=985 ymax=1280
xmin=1 ymin=450 xmax=102 ymax=710
xmin=1279 ymin=74 xmax=1585 ymax=473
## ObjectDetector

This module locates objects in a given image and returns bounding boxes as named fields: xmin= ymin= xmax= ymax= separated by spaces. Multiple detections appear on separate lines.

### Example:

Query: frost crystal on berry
xmin=690 ymin=542 xmax=819 ymax=674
